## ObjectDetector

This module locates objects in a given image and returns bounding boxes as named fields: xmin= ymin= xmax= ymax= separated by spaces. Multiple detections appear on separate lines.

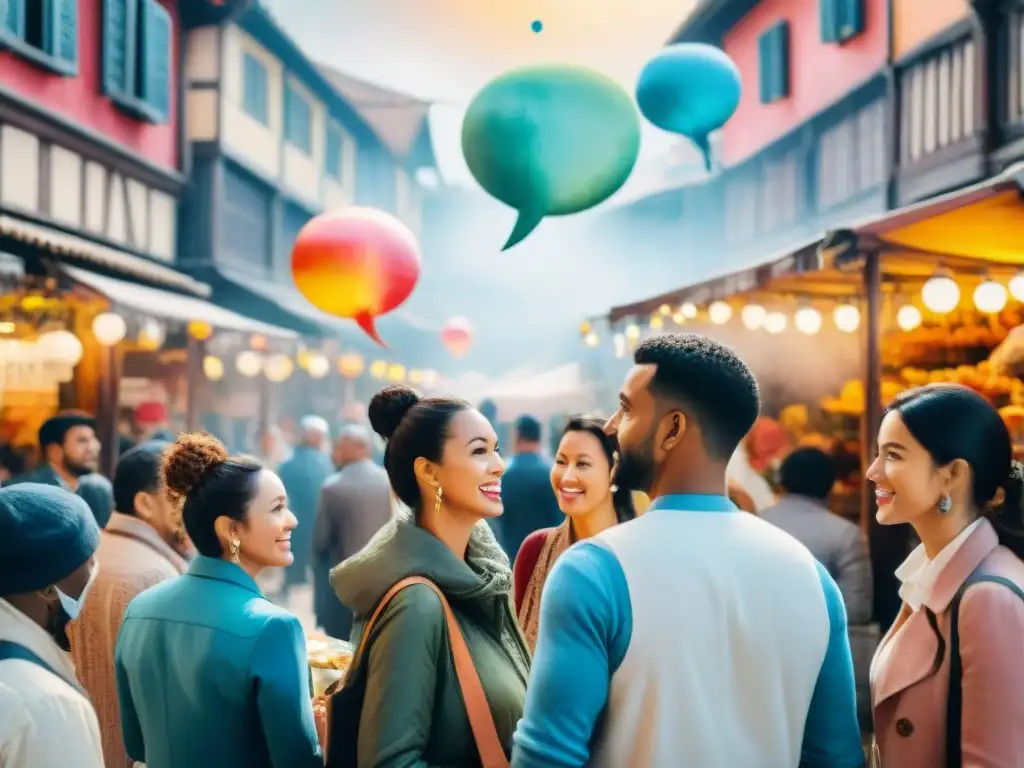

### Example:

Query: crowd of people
xmin=1 ymin=331 xmax=1023 ymax=767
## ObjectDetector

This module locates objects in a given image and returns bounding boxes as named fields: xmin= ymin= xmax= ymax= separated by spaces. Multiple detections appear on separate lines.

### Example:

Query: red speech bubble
xmin=291 ymin=207 xmax=421 ymax=346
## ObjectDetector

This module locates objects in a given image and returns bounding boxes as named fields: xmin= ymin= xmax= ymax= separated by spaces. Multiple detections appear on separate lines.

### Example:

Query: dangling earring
xmin=434 ymin=486 xmax=443 ymax=515
xmin=610 ymin=484 xmax=619 ymax=493
xmin=937 ymin=495 xmax=953 ymax=515
xmin=229 ymin=538 xmax=241 ymax=564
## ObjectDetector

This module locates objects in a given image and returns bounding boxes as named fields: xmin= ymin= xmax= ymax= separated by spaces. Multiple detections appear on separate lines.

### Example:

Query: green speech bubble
xmin=462 ymin=64 xmax=641 ymax=250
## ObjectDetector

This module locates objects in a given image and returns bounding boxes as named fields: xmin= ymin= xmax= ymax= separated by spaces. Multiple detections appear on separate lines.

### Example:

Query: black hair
xmin=779 ymin=447 xmax=836 ymax=500
xmin=0 ymin=444 xmax=27 ymax=476
xmin=368 ymin=385 xmax=471 ymax=513
xmin=515 ymin=415 xmax=542 ymax=443
xmin=634 ymin=334 xmax=760 ymax=461
xmin=888 ymin=384 xmax=1024 ymax=559
xmin=162 ymin=433 xmax=263 ymax=557
xmin=38 ymin=411 xmax=96 ymax=448
xmin=560 ymin=415 xmax=636 ymax=524
xmin=114 ymin=440 xmax=170 ymax=516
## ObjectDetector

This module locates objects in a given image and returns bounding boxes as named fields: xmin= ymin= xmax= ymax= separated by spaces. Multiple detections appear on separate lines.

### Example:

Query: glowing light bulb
xmin=708 ymin=301 xmax=732 ymax=324
xmin=794 ymin=307 xmax=822 ymax=335
xmin=680 ymin=302 xmax=697 ymax=319
xmin=921 ymin=276 xmax=960 ymax=314
xmin=1009 ymin=273 xmax=1024 ymax=302
xmin=833 ymin=304 xmax=860 ymax=333
xmin=896 ymin=305 xmax=922 ymax=331
xmin=740 ymin=304 xmax=766 ymax=330
xmin=973 ymin=280 xmax=1008 ymax=314
xmin=764 ymin=311 xmax=787 ymax=334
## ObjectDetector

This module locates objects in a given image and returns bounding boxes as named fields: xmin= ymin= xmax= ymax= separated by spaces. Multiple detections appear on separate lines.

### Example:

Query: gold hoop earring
xmin=434 ymin=486 xmax=443 ymax=515
xmin=229 ymin=538 xmax=241 ymax=564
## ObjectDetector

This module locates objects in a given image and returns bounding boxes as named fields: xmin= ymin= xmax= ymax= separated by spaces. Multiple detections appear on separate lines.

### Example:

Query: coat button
xmin=896 ymin=718 xmax=914 ymax=737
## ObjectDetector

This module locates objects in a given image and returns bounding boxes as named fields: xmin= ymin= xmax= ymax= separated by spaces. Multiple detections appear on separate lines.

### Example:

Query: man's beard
xmin=616 ymin=442 xmax=655 ymax=495
xmin=64 ymin=458 xmax=97 ymax=477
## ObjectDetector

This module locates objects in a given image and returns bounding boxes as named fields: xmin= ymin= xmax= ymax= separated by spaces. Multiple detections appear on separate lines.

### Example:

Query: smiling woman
xmin=112 ymin=432 xmax=324 ymax=768
xmin=327 ymin=384 xmax=530 ymax=767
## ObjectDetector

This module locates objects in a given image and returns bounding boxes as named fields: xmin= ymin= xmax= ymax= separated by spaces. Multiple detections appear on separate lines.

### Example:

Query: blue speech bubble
xmin=462 ymin=64 xmax=641 ymax=250
xmin=636 ymin=44 xmax=741 ymax=170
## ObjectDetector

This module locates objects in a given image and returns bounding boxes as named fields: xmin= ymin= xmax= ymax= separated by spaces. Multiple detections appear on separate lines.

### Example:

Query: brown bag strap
xmin=337 ymin=576 xmax=509 ymax=768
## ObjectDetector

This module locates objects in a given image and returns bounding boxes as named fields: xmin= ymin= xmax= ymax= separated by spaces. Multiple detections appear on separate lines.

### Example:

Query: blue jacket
xmin=7 ymin=464 xmax=113 ymax=527
xmin=114 ymin=556 xmax=322 ymax=768
xmin=498 ymin=452 xmax=562 ymax=560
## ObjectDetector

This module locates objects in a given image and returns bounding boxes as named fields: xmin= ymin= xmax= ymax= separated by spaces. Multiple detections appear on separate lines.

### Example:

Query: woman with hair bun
xmin=113 ymin=433 xmax=323 ymax=768
xmin=330 ymin=385 xmax=530 ymax=766
xmin=867 ymin=384 xmax=1024 ymax=766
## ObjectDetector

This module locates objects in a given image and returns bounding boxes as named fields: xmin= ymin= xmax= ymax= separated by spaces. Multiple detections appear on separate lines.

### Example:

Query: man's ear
xmin=658 ymin=411 xmax=687 ymax=452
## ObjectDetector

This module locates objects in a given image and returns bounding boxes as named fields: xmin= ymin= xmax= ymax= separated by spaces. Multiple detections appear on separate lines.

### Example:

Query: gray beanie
xmin=0 ymin=483 xmax=100 ymax=595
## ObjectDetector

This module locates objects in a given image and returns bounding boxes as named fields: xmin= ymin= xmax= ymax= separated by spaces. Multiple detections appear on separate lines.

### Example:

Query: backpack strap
xmin=327 ymin=576 xmax=509 ymax=768
xmin=945 ymin=573 xmax=1024 ymax=765
xmin=0 ymin=639 xmax=83 ymax=693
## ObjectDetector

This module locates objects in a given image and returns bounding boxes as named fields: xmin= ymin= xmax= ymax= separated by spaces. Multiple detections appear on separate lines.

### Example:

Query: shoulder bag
xmin=945 ymin=572 xmax=1024 ymax=765
xmin=323 ymin=576 xmax=510 ymax=768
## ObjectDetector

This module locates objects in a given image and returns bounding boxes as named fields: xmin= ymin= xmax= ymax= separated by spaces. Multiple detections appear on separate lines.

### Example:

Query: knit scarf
xmin=517 ymin=520 xmax=573 ymax=654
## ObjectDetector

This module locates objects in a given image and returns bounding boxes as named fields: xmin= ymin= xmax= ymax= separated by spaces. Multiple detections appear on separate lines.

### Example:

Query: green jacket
xmin=332 ymin=514 xmax=531 ymax=767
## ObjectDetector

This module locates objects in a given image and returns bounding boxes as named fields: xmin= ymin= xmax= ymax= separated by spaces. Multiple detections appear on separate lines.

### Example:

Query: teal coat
xmin=114 ymin=556 xmax=322 ymax=768
xmin=8 ymin=464 xmax=113 ymax=527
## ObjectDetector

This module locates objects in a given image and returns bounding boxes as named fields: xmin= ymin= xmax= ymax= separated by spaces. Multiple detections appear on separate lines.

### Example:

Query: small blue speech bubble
xmin=462 ymin=64 xmax=640 ymax=250
xmin=636 ymin=44 xmax=741 ymax=170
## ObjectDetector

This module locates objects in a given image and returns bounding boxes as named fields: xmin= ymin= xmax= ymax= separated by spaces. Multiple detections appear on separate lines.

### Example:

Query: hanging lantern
xmin=921 ymin=275 xmax=960 ymax=314
xmin=973 ymin=279 xmax=1007 ymax=314
xmin=264 ymin=353 xmax=294 ymax=383
xmin=250 ymin=333 xmax=268 ymax=351
xmin=680 ymin=302 xmax=697 ymax=319
xmin=659 ymin=303 xmax=671 ymax=316
xmin=649 ymin=315 xmax=664 ymax=330
xmin=708 ymin=301 xmax=732 ymax=324
xmin=764 ymin=311 xmax=787 ymax=334
xmin=441 ymin=316 xmax=474 ymax=358
xmin=672 ymin=311 xmax=685 ymax=325
xmin=833 ymin=304 xmax=861 ymax=333
xmin=1010 ymin=272 xmax=1024 ymax=302
xmin=740 ymin=304 xmax=766 ymax=330
xmin=896 ymin=304 xmax=922 ymax=331
xmin=369 ymin=359 xmax=387 ymax=379
xmin=307 ymin=353 xmax=330 ymax=379
xmin=625 ymin=323 xmax=640 ymax=341
xmin=579 ymin=320 xmax=592 ymax=336
xmin=236 ymin=350 xmax=263 ymax=377
xmin=203 ymin=355 xmax=224 ymax=381
xmin=137 ymin=319 xmax=165 ymax=351
xmin=188 ymin=319 xmax=214 ymax=341
xmin=794 ymin=307 xmax=822 ymax=336
xmin=338 ymin=353 xmax=366 ymax=379
xmin=37 ymin=330 xmax=83 ymax=366
xmin=408 ymin=369 xmax=424 ymax=384
xmin=92 ymin=312 xmax=127 ymax=346
xmin=584 ymin=330 xmax=599 ymax=346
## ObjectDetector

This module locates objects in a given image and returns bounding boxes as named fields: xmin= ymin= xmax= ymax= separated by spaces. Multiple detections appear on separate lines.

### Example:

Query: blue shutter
xmin=103 ymin=0 xmax=134 ymax=96
xmin=774 ymin=23 xmax=790 ymax=100
xmin=758 ymin=28 xmax=775 ymax=103
xmin=140 ymin=0 xmax=172 ymax=122
xmin=4 ymin=0 xmax=25 ymax=39
xmin=326 ymin=125 xmax=342 ymax=179
xmin=820 ymin=0 xmax=839 ymax=43
xmin=839 ymin=0 xmax=864 ymax=40
xmin=44 ymin=0 xmax=79 ymax=74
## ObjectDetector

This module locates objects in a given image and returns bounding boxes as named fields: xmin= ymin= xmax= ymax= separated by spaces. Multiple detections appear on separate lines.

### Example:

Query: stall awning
xmin=608 ymin=237 xmax=824 ymax=322
xmin=0 ymin=215 xmax=209 ymax=296
xmin=830 ymin=163 xmax=1024 ymax=267
xmin=64 ymin=265 xmax=297 ymax=339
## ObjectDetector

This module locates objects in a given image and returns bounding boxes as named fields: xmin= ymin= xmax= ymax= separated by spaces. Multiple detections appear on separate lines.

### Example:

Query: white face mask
xmin=56 ymin=564 xmax=99 ymax=620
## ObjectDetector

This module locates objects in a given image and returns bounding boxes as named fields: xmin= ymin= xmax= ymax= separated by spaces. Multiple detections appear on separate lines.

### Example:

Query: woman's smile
xmin=479 ymin=482 xmax=501 ymax=502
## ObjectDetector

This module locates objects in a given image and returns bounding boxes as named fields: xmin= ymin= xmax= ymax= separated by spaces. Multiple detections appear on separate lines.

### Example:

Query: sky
xmin=260 ymin=0 xmax=705 ymax=195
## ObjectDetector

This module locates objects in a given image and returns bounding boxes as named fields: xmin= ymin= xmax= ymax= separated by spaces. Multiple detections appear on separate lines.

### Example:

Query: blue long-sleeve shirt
xmin=512 ymin=494 xmax=865 ymax=768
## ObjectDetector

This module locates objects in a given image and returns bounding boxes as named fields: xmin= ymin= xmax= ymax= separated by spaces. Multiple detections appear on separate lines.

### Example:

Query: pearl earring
xmin=937 ymin=495 xmax=953 ymax=515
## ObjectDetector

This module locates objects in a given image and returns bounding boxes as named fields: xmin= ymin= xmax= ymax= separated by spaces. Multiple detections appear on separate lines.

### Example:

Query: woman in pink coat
xmin=866 ymin=383 xmax=1024 ymax=767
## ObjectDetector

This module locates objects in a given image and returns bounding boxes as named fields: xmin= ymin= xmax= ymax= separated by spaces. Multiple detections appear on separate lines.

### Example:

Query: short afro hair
xmin=779 ymin=448 xmax=836 ymax=500
xmin=634 ymin=333 xmax=760 ymax=461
